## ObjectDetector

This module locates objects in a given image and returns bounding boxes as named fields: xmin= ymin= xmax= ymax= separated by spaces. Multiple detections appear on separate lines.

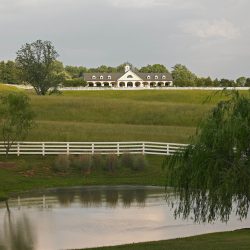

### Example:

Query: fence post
xmin=92 ymin=143 xmax=94 ymax=154
xmin=117 ymin=143 xmax=120 ymax=155
xmin=17 ymin=142 xmax=20 ymax=156
xmin=42 ymin=143 xmax=45 ymax=156
xmin=142 ymin=142 xmax=145 ymax=155
xmin=166 ymin=144 xmax=169 ymax=156
xmin=67 ymin=143 xmax=69 ymax=155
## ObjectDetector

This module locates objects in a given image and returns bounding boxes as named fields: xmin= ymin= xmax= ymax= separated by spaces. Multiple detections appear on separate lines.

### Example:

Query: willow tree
xmin=164 ymin=91 xmax=250 ymax=222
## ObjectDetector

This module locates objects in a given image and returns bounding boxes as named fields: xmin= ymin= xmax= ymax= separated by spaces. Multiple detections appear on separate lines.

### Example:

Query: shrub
xmin=104 ymin=154 xmax=118 ymax=173
xmin=91 ymin=154 xmax=105 ymax=170
xmin=70 ymin=155 xmax=92 ymax=175
xmin=120 ymin=153 xmax=134 ymax=168
xmin=62 ymin=78 xmax=87 ymax=87
xmin=133 ymin=155 xmax=147 ymax=171
xmin=52 ymin=155 xmax=70 ymax=173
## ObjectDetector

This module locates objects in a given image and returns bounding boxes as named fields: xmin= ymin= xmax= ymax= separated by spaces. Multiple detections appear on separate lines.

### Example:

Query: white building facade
xmin=84 ymin=65 xmax=173 ymax=88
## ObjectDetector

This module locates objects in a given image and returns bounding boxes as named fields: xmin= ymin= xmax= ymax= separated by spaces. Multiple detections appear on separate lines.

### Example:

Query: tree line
xmin=0 ymin=40 xmax=250 ymax=92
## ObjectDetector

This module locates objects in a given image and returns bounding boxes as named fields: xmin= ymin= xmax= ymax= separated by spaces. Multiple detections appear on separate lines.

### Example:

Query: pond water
xmin=0 ymin=186 xmax=250 ymax=250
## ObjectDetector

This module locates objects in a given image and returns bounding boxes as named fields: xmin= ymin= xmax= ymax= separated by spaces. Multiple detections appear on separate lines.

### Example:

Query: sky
xmin=0 ymin=0 xmax=249 ymax=79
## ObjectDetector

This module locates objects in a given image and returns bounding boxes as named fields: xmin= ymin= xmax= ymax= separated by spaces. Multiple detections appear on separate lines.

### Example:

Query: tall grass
xmin=0 ymin=88 xmax=234 ymax=143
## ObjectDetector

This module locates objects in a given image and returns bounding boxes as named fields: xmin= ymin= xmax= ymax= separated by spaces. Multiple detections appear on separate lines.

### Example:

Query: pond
xmin=0 ymin=186 xmax=249 ymax=250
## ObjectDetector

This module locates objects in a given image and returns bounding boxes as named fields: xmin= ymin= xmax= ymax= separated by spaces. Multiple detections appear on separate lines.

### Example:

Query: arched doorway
xmin=96 ymin=82 xmax=102 ymax=87
xmin=127 ymin=82 xmax=133 ymax=87
xmin=150 ymin=82 xmax=156 ymax=87
xmin=119 ymin=82 xmax=125 ymax=87
xmin=135 ymin=82 xmax=141 ymax=87
xmin=88 ymin=82 xmax=94 ymax=87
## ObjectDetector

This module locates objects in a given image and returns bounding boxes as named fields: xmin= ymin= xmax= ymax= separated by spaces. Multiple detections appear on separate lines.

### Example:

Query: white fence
xmin=0 ymin=141 xmax=188 ymax=156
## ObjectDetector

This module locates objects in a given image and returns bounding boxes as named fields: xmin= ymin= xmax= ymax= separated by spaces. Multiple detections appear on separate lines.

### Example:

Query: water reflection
xmin=4 ymin=186 xmax=159 ymax=209
xmin=0 ymin=212 xmax=35 ymax=250
xmin=0 ymin=186 xmax=249 ymax=250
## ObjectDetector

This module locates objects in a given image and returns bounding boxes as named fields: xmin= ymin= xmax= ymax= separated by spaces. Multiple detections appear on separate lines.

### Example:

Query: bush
xmin=91 ymin=154 xmax=105 ymax=170
xmin=104 ymin=154 xmax=118 ymax=173
xmin=70 ymin=155 xmax=92 ymax=175
xmin=133 ymin=155 xmax=147 ymax=171
xmin=62 ymin=78 xmax=87 ymax=87
xmin=52 ymin=155 xmax=70 ymax=173
xmin=120 ymin=153 xmax=134 ymax=168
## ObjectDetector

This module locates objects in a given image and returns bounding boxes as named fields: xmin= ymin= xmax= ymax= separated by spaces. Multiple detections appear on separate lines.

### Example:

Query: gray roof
xmin=84 ymin=73 xmax=123 ymax=81
xmin=137 ymin=73 xmax=173 ymax=81
xmin=84 ymin=71 xmax=173 ymax=82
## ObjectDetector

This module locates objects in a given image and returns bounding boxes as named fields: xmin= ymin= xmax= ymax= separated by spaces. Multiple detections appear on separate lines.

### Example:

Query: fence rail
xmin=0 ymin=141 xmax=188 ymax=156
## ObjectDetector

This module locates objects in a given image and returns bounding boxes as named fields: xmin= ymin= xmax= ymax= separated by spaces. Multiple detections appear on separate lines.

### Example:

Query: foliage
xmin=139 ymin=64 xmax=169 ymax=73
xmin=62 ymin=78 xmax=87 ymax=87
xmin=0 ymin=60 xmax=20 ymax=84
xmin=52 ymin=155 xmax=70 ymax=173
xmin=164 ymin=91 xmax=250 ymax=222
xmin=70 ymin=155 xmax=92 ymax=175
xmin=120 ymin=153 xmax=134 ymax=168
xmin=133 ymin=155 xmax=148 ymax=171
xmin=104 ymin=154 xmax=119 ymax=173
xmin=0 ymin=92 xmax=35 ymax=156
xmin=172 ymin=64 xmax=197 ymax=86
xmin=16 ymin=40 xmax=64 ymax=95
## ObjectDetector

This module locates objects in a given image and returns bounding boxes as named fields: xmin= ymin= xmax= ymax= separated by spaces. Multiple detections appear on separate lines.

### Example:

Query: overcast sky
xmin=0 ymin=0 xmax=249 ymax=79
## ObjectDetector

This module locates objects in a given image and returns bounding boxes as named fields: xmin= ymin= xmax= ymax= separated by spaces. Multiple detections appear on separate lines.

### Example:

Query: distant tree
xmin=139 ymin=64 xmax=169 ymax=73
xmin=236 ymin=77 xmax=247 ymax=87
xmin=245 ymin=78 xmax=250 ymax=87
xmin=172 ymin=64 xmax=197 ymax=86
xmin=0 ymin=93 xmax=35 ymax=156
xmin=164 ymin=91 xmax=250 ymax=223
xmin=0 ymin=61 xmax=19 ymax=84
xmin=16 ymin=40 xmax=64 ymax=95
xmin=219 ymin=79 xmax=236 ymax=87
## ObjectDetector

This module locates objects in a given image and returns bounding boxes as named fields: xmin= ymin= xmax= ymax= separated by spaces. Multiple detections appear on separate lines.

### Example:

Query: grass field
xmin=86 ymin=229 xmax=250 ymax=250
xmin=0 ymin=84 xmax=234 ymax=143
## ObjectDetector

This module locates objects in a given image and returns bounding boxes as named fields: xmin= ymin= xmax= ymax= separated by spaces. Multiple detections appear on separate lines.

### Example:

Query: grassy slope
xmin=85 ymin=229 xmax=250 ymax=250
xmin=0 ymin=85 xmax=232 ymax=143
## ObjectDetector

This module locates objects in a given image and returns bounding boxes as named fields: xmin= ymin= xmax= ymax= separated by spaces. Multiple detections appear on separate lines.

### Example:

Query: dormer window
xmin=100 ymin=76 xmax=103 ymax=80
xmin=162 ymin=76 xmax=166 ymax=79
xmin=92 ymin=76 xmax=96 ymax=80
xmin=127 ymin=75 xmax=133 ymax=79
xmin=147 ymin=76 xmax=150 ymax=80
xmin=108 ymin=76 xmax=111 ymax=80
xmin=155 ymin=75 xmax=158 ymax=80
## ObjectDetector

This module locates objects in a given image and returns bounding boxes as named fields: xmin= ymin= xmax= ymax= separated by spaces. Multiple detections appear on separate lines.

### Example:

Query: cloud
xmin=181 ymin=19 xmax=240 ymax=40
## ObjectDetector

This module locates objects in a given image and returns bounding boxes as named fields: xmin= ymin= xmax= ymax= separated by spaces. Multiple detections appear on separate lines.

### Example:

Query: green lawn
xmin=85 ymin=229 xmax=250 ymax=250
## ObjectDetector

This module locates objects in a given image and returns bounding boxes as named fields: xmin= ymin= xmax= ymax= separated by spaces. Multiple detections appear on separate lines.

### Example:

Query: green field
xmin=0 ymin=84 xmax=232 ymax=143
xmin=86 ymin=229 xmax=250 ymax=250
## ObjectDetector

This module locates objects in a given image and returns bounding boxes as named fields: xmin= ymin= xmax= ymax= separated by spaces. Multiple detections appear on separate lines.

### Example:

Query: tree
xmin=0 ymin=93 xmax=35 ymax=156
xmin=139 ymin=64 xmax=169 ymax=73
xmin=236 ymin=77 xmax=247 ymax=87
xmin=171 ymin=64 xmax=197 ymax=86
xmin=16 ymin=40 xmax=64 ymax=95
xmin=164 ymin=91 xmax=250 ymax=223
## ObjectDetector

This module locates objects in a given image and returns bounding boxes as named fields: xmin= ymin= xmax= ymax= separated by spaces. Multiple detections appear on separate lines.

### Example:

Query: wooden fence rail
xmin=0 ymin=142 xmax=188 ymax=156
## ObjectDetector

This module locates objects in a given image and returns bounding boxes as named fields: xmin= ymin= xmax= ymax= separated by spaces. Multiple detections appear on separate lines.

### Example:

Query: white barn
xmin=84 ymin=65 xmax=173 ymax=88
